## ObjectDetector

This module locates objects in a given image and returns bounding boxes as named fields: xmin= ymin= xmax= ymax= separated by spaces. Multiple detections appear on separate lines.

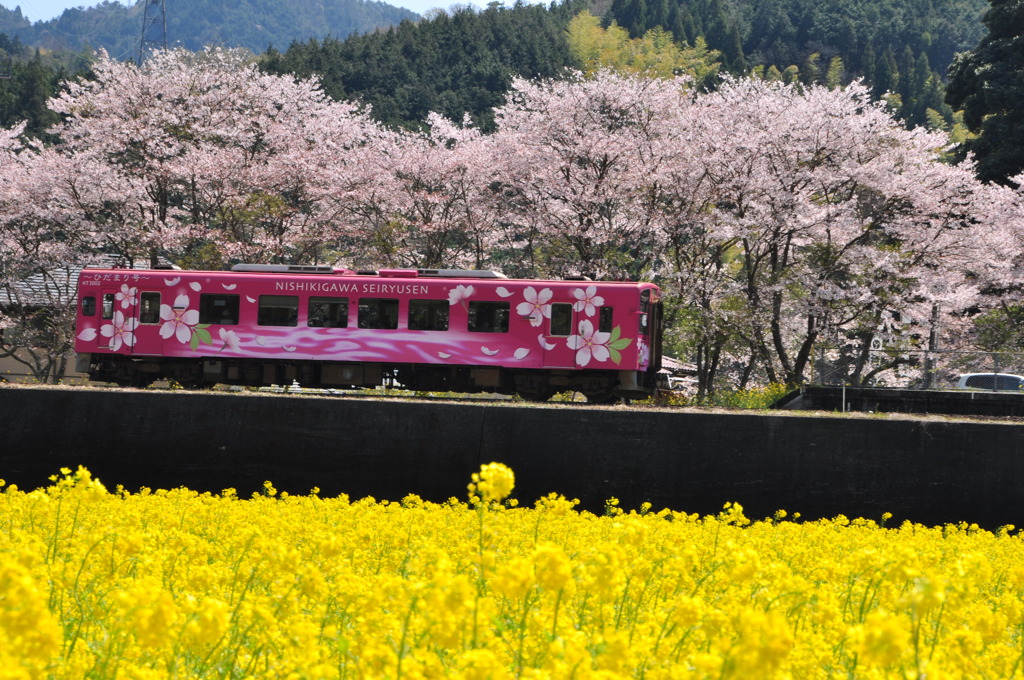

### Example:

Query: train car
xmin=74 ymin=264 xmax=663 ymax=401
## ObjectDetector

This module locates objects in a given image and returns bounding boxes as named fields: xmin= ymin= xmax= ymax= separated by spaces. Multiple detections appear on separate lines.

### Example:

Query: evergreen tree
xmin=946 ymin=0 xmax=1024 ymax=185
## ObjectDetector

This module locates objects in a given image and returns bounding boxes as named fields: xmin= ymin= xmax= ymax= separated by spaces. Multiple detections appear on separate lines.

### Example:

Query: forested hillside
xmin=0 ymin=0 xmax=416 ymax=59
xmin=262 ymin=0 xmax=590 ymax=129
xmin=0 ymin=34 xmax=92 ymax=139
xmin=605 ymin=0 xmax=988 ymax=126
xmin=259 ymin=0 xmax=987 ymax=130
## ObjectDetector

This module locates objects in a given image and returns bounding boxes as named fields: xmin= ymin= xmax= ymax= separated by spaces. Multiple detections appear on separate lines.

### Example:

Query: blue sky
xmin=14 ymin=0 xmax=496 ymax=23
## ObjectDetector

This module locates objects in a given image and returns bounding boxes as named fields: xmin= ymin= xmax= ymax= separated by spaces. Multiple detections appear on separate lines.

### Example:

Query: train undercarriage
xmin=80 ymin=353 xmax=659 ymax=403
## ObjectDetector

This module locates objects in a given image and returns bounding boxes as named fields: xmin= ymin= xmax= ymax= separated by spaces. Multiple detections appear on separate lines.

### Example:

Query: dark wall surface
xmin=2 ymin=385 xmax=1023 ymax=528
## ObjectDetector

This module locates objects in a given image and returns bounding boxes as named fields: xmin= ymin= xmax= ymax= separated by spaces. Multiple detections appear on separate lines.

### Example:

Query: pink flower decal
xmin=448 ymin=284 xmax=475 ymax=307
xmin=99 ymin=310 xmax=138 ymax=351
xmin=219 ymin=328 xmax=241 ymax=352
xmin=572 ymin=286 xmax=604 ymax=317
xmin=516 ymin=287 xmax=552 ymax=327
xmin=567 ymin=321 xmax=633 ymax=367
xmin=115 ymin=284 xmax=138 ymax=309
xmin=160 ymin=294 xmax=200 ymax=344
xmin=567 ymin=319 xmax=611 ymax=367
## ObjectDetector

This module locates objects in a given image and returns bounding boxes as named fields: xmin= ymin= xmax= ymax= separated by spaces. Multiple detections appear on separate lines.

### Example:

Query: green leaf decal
xmin=609 ymin=347 xmax=622 ymax=364
xmin=189 ymin=332 xmax=200 ymax=351
xmin=194 ymin=327 xmax=213 ymax=346
xmin=610 ymin=337 xmax=632 ymax=351
xmin=609 ymin=325 xmax=622 ymax=343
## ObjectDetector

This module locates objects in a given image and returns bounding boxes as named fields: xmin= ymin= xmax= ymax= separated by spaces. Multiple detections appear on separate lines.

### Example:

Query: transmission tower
xmin=137 ymin=0 xmax=168 ymax=66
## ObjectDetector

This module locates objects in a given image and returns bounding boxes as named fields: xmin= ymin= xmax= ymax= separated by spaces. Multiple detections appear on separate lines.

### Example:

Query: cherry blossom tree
xmin=0 ymin=126 xmax=107 ymax=381
xmin=484 ymin=70 xmax=686 ymax=279
xmin=656 ymin=78 xmax=1009 ymax=388
xmin=348 ymin=113 xmax=499 ymax=270
xmin=46 ymin=47 xmax=391 ymax=266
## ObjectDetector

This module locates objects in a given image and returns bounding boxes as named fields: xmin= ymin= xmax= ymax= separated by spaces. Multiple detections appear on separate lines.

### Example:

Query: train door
xmin=97 ymin=287 xmax=133 ymax=354
xmin=542 ymin=301 xmax=579 ymax=368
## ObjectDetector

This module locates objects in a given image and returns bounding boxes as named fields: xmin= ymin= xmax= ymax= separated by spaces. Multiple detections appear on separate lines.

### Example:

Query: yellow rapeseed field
xmin=2 ymin=463 xmax=1023 ymax=679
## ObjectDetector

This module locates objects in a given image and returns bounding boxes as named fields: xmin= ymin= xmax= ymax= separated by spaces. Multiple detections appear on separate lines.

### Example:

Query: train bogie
xmin=74 ymin=265 xmax=663 ymax=401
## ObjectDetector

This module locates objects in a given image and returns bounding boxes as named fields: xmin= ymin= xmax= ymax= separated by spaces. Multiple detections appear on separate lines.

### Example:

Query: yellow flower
xmin=849 ymin=609 xmax=910 ymax=668
xmin=493 ymin=556 xmax=536 ymax=600
xmin=115 ymin=579 xmax=178 ymax=650
xmin=184 ymin=597 xmax=231 ymax=647
xmin=531 ymin=543 xmax=572 ymax=591
xmin=0 ymin=559 xmax=61 ymax=679
xmin=457 ymin=648 xmax=511 ymax=680
xmin=468 ymin=462 xmax=515 ymax=504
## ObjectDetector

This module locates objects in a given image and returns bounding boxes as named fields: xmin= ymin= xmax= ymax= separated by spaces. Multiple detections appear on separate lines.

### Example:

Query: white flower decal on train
xmin=514 ymin=348 xmax=530 ymax=360
xmin=495 ymin=287 xmax=513 ymax=298
xmin=77 ymin=327 xmax=98 ymax=342
xmin=572 ymin=286 xmax=604 ymax=317
xmin=100 ymin=311 xmax=138 ymax=351
xmin=189 ymin=281 xmax=202 ymax=292
xmin=159 ymin=294 xmax=212 ymax=349
xmin=222 ymin=283 xmax=237 ymax=290
xmin=481 ymin=347 xmax=499 ymax=356
xmin=538 ymin=334 xmax=556 ymax=351
xmin=567 ymin=321 xmax=632 ymax=367
xmin=218 ymin=328 xmax=241 ymax=352
xmin=438 ymin=352 xmax=452 ymax=359
xmin=448 ymin=284 xmax=475 ymax=307
xmin=163 ymin=277 xmax=181 ymax=286
xmin=517 ymin=287 xmax=552 ymax=327
xmin=116 ymin=284 xmax=138 ymax=309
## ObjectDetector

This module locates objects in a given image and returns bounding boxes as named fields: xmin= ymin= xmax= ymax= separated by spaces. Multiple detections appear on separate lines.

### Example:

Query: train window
xmin=468 ymin=301 xmax=510 ymax=333
xmin=199 ymin=294 xmax=240 ymax=325
xmin=358 ymin=298 xmax=399 ymax=329
xmin=102 ymin=293 xmax=115 ymax=320
xmin=409 ymin=299 xmax=449 ymax=331
xmin=258 ymin=295 xmax=299 ymax=327
xmin=82 ymin=296 xmax=96 ymax=317
xmin=599 ymin=307 xmax=613 ymax=333
xmin=139 ymin=292 xmax=160 ymax=324
xmin=639 ymin=290 xmax=650 ymax=333
xmin=549 ymin=303 xmax=572 ymax=336
xmin=308 ymin=297 xmax=349 ymax=328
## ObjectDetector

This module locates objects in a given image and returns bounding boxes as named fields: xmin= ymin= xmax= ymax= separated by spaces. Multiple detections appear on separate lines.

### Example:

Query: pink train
xmin=74 ymin=264 xmax=664 ymax=401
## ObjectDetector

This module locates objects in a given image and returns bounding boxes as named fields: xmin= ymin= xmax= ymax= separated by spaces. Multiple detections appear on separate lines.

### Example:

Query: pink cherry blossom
xmin=516 ymin=287 xmax=553 ymax=327
xmin=159 ymin=294 xmax=199 ymax=344
xmin=572 ymin=286 xmax=604 ymax=316
xmin=567 ymin=319 xmax=612 ymax=367
xmin=99 ymin=310 xmax=138 ymax=351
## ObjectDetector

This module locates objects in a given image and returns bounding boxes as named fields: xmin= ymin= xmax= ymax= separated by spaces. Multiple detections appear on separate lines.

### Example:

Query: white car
xmin=956 ymin=373 xmax=1024 ymax=391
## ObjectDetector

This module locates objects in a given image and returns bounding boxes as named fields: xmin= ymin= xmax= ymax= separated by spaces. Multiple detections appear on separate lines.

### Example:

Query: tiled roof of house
xmin=0 ymin=255 xmax=166 ymax=308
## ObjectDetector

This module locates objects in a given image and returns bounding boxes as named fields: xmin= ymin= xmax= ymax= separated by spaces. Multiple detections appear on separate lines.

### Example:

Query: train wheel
xmin=123 ymin=375 xmax=155 ymax=389
xmin=516 ymin=387 xmax=556 ymax=402
xmin=514 ymin=374 xmax=556 ymax=402
xmin=583 ymin=389 xmax=619 ymax=404
xmin=174 ymin=364 xmax=205 ymax=389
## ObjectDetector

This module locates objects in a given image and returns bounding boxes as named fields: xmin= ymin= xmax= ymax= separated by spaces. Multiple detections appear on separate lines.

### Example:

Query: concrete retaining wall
xmin=2 ymin=385 xmax=1023 ymax=528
